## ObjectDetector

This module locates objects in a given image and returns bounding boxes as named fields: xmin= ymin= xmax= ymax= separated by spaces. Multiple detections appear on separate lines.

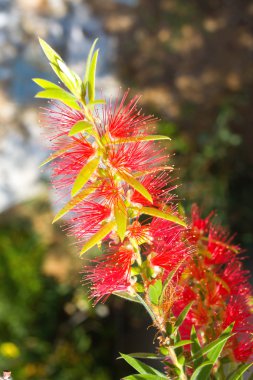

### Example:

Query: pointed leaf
xmin=69 ymin=120 xmax=94 ymax=136
xmin=119 ymin=353 xmax=166 ymax=377
xmin=191 ymin=326 xmax=202 ymax=369
xmin=228 ymin=363 xmax=253 ymax=380
xmin=123 ymin=375 xmax=166 ymax=380
xmin=118 ymin=172 xmax=153 ymax=204
xmin=206 ymin=323 xmax=234 ymax=364
xmin=175 ymin=302 xmax=193 ymax=329
xmin=39 ymin=142 xmax=76 ymax=167
xmin=114 ymin=197 xmax=127 ymax=242
xmin=35 ymin=89 xmax=80 ymax=110
xmin=87 ymin=99 xmax=106 ymax=107
xmin=126 ymin=353 xmax=162 ymax=360
xmin=71 ymin=157 xmax=100 ymax=197
xmin=133 ymin=166 xmax=174 ymax=178
xmin=87 ymin=49 xmax=99 ymax=102
xmin=33 ymin=78 xmax=62 ymax=90
xmin=52 ymin=182 xmax=100 ymax=223
xmin=80 ymin=220 xmax=116 ymax=256
xmin=141 ymin=207 xmax=186 ymax=227
xmin=148 ymin=280 xmax=162 ymax=306
xmin=84 ymin=38 xmax=98 ymax=84
xmin=190 ymin=361 xmax=213 ymax=380
xmin=39 ymin=37 xmax=61 ymax=62
xmin=113 ymin=291 xmax=141 ymax=304
xmin=173 ymin=340 xmax=193 ymax=348
xmin=111 ymin=135 xmax=171 ymax=144
xmin=191 ymin=324 xmax=235 ymax=363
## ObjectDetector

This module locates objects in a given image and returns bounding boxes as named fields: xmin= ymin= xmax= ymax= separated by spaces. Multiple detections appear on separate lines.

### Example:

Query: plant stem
xmin=167 ymin=347 xmax=187 ymax=380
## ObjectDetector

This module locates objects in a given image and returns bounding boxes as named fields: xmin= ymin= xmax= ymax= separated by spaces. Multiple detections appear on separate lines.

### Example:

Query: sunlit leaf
xmin=228 ymin=363 xmax=253 ymax=380
xmin=140 ymin=207 xmax=186 ymax=227
xmin=52 ymin=182 xmax=100 ymax=223
xmin=113 ymin=291 xmax=141 ymax=304
xmin=87 ymin=49 xmax=99 ymax=102
xmin=71 ymin=157 xmax=100 ymax=197
xmin=33 ymin=78 xmax=62 ymax=90
xmin=126 ymin=353 xmax=162 ymax=360
xmin=133 ymin=166 xmax=174 ymax=178
xmin=114 ymin=197 xmax=127 ymax=242
xmin=80 ymin=220 xmax=116 ymax=256
xmin=39 ymin=142 xmax=76 ymax=167
xmin=35 ymin=89 xmax=81 ymax=110
xmin=110 ymin=135 xmax=171 ymax=144
xmin=68 ymin=120 xmax=94 ymax=136
xmin=191 ymin=326 xmax=202 ymax=369
xmin=148 ymin=280 xmax=162 ymax=306
xmin=118 ymin=171 xmax=153 ymax=204
xmin=119 ymin=353 xmax=167 ymax=377
xmin=84 ymin=38 xmax=98 ymax=84
xmin=190 ymin=361 xmax=213 ymax=380
xmin=174 ymin=302 xmax=193 ymax=329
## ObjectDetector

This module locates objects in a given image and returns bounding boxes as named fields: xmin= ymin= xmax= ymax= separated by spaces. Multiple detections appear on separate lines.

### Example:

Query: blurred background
xmin=0 ymin=0 xmax=252 ymax=378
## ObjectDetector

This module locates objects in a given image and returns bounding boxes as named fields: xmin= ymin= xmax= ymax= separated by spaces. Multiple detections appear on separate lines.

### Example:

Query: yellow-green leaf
xmin=39 ymin=38 xmax=61 ymax=63
xmin=133 ymin=166 xmax=174 ymax=178
xmin=118 ymin=171 xmax=153 ymax=204
xmin=141 ymin=207 xmax=187 ymax=227
xmin=114 ymin=198 xmax=127 ymax=242
xmin=84 ymin=38 xmax=98 ymax=84
xmin=69 ymin=120 xmax=94 ymax=136
xmin=33 ymin=78 xmax=62 ymax=90
xmin=87 ymin=49 xmax=99 ymax=102
xmin=39 ymin=142 xmax=76 ymax=167
xmin=110 ymin=135 xmax=171 ymax=144
xmin=52 ymin=182 xmax=101 ymax=223
xmin=35 ymin=89 xmax=81 ymax=110
xmin=80 ymin=220 xmax=116 ymax=256
xmin=71 ymin=157 xmax=100 ymax=197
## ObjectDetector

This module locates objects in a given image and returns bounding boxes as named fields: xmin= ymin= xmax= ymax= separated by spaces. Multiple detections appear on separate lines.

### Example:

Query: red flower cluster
xmin=173 ymin=205 xmax=253 ymax=362
xmin=42 ymin=92 xmax=186 ymax=303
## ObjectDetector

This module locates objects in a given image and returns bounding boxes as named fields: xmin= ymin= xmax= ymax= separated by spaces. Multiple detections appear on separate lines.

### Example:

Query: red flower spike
xmin=83 ymin=246 xmax=134 ymax=303
xmin=97 ymin=90 xmax=157 ymax=138
xmin=233 ymin=338 xmax=253 ymax=362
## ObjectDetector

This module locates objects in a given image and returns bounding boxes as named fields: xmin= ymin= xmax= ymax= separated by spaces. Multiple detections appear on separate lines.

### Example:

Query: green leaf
xmin=87 ymin=49 xmax=99 ymax=102
xmin=118 ymin=171 xmax=153 ymax=204
xmin=35 ymin=89 xmax=81 ymax=110
xmin=228 ymin=363 xmax=253 ymax=380
xmin=190 ymin=361 xmax=213 ymax=380
xmin=191 ymin=326 xmax=202 ymax=369
xmin=114 ymin=197 xmax=127 ymax=242
xmin=123 ymin=375 xmax=166 ymax=380
xmin=141 ymin=207 xmax=186 ymax=227
xmin=174 ymin=302 xmax=193 ymax=329
xmin=71 ymin=157 xmax=100 ymax=197
xmin=148 ymin=280 xmax=162 ymax=306
xmin=52 ymin=182 xmax=100 ymax=223
xmin=33 ymin=78 xmax=62 ymax=90
xmin=39 ymin=38 xmax=81 ymax=96
xmin=84 ymin=38 xmax=98 ymax=84
xmin=119 ymin=353 xmax=167 ymax=377
xmin=87 ymin=99 xmax=106 ymax=107
xmin=113 ymin=292 xmax=141 ymax=304
xmin=68 ymin=120 xmax=94 ymax=136
xmin=126 ymin=353 xmax=162 ymax=360
xmin=206 ymin=323 xmax=234 ymax=363
xmin=173 ymin=340 xmax=193 ymax=348
xmin=133 ymin=166 xmax=174 ymax=178
xmin=110 ymin=135 xmax=171 ymax=144
xmin=191 ymin=324 xmax=235 ymax=363
xmin=80 ymin=220 xmax=116 ymax=256
xmin=39 ymin=142 xmax=76 ymax=167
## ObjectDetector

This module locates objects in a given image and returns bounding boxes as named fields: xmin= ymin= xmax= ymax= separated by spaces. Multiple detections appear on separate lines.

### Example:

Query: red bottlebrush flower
xmin=149 ymin=218 xmax=191 ymax=274
xmin=68 ymin=201 xmax=111 ymax=243
xmin=222 ymin=296 xmax=252 ymax=333
xmin=97 ymin=91 xmax=157 ymax=138
xmin=207 ymin=225 xmax=239 ymax=265
xmin=84 ymin=246 xmax=134 ymax=303
xmin=51 ymin=137 xmax=95 ymax=193
xmin=127 ymin=221 xmax=153 ymax=246
xmin=233 ymin=338 xmax=253 ymax=362
xmin=130 ymin=172 xmax=177 ymax=207
xmin=41 ymin=103 xmax=84 ymax=148
xmin=220 ymin=260 xmax=251 ymax=297
xmin=108 ymin=141 xmax=166 ymax=174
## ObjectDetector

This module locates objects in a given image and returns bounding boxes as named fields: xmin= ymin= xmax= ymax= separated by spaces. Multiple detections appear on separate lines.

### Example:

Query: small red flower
xmin=84 ymin=246 xmax=134 ymax=303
